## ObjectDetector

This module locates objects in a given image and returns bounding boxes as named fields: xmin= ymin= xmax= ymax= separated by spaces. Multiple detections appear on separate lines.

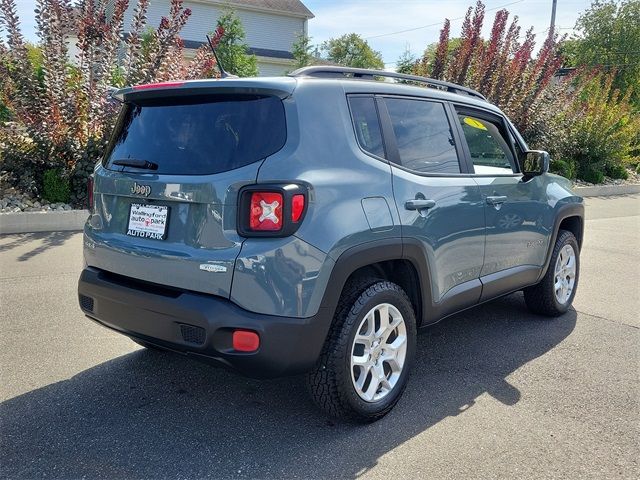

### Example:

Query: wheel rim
xmin=554 ymin=244 xmax=577 ymax=305
xmin=350 ymin=303 xmax=407 ymax=403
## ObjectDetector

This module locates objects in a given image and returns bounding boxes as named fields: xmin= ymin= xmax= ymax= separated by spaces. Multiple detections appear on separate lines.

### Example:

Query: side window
xmin=384 ymin=98 xmax=460 ymax=174
xmin=457 ymin=113 xmax=516 ymax=174
xmin=348 ymin=96 xmax=385 ymax=158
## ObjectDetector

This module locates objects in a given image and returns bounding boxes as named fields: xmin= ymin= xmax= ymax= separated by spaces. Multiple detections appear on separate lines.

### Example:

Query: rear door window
xmin=104 ymin=95 xmax=286 ymax=175
xmin=348 ymin=96 xmax=386 ymax=158
xmin=384 ymin=97 xmax=461 ymax=174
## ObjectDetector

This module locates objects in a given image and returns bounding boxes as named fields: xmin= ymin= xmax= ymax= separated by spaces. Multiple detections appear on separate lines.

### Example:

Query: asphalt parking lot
xmin=1 ymin=194 xmax=638 ymax=479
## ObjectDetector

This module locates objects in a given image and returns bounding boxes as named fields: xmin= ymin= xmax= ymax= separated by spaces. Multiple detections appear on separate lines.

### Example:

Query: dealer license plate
xmin=126 ymin=203 xmax=169 ymax=240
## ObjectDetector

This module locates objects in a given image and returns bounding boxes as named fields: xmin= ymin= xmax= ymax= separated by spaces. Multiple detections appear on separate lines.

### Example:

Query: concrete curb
xmin=573 ymin=184 xmax=640 ymax=197
xmin=0 ymin=210 xmax=89 ymax=235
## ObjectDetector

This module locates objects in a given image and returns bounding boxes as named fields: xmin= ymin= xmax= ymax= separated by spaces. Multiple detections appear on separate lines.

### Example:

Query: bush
xmin=581 ymin=168 xmax=605 ymax=184
xmin=42 ymin=169 xmax=70 ymax=203
xmin=605 ymin=163 xmax=629 ymax=180
xmin=529 ymin=72 xmax=639 ymax=183
xmin=550 ymin=158 xmax=576 ymax=179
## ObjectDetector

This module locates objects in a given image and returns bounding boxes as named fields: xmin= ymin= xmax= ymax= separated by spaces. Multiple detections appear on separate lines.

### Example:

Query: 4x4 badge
xmin=131 ymin=182 xmax=151 ymax=196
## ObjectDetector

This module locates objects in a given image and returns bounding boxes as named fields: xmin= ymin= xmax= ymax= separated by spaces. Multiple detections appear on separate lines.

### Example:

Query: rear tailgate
xmin=84 ymin=80 xmax=294 ymax=298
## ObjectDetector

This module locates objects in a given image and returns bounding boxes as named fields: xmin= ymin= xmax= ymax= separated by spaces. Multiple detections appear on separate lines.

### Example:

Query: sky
xmin=13 ymin=0 xmax=591 ymax=67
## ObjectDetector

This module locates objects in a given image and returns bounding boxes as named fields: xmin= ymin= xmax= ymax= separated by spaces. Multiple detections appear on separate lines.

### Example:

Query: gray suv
xmin=78 ymin=66 xmax=584 ymax=422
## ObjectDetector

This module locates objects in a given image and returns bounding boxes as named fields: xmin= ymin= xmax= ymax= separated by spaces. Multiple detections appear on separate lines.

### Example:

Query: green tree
xmin=395 ymin=47 xmax=416 ymax=75
xmin=214 ymin=9 xmax=258 ymax=77
xmin=572 ymin=0 xmax=640 ymax=104
xmin=292 ymin=32 xmax=313 ymax=69
xmin=321 ymin=33 xmax=384 ymax=69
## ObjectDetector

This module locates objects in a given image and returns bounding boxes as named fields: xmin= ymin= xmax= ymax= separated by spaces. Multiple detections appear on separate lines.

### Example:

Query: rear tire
xmin=524 ymin=230 xmax=580 ymax=317
xmin=307 ymin=279 xmax=417 ymax=423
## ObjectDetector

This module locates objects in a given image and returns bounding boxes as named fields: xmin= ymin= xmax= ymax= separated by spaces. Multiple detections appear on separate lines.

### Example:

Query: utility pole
xmin=549 ymin=0 xmax=558 ymax=37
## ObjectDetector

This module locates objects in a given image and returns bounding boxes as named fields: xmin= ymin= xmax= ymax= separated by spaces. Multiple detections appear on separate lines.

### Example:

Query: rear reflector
xmin=232 ymin=330 xmax=260 ymax=352
xmin=249 ymin=192 xmax=283 ymax=231
xmin=132 ymin=81 xmax=185 ymax=90
xmin=291 ymin=194 xmax=305 ymax=222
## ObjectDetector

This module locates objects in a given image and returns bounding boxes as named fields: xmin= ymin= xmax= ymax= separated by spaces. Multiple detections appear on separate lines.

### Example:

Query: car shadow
xmin=0 ymin=293 xmax=576 ymax=479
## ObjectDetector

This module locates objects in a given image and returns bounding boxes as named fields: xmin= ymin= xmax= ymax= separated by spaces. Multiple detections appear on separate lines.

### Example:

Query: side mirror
xmin=522 ymin=150 xmax=550 ymax=177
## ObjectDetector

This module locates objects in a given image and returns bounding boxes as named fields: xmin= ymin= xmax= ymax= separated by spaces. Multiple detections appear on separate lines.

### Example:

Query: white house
xmin=132 ymin=0 xmax=314 ymax=76
xmin=67 ymin=0 xmax=314 ymax=76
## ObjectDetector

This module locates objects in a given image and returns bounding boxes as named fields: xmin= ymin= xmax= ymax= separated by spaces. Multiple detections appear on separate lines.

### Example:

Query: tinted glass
xmin=458 ymin=114 xmax=515 ymax=174
xmin=104 ymin=95 xmax=286 ymax=175
xmin=385 ymin=98 xmax=460 ymax=174
xmin=348 ymin=96 xmax=385 ymax=158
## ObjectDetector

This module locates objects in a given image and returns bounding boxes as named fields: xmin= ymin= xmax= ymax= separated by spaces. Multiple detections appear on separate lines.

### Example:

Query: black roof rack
xmin=289 ymin=66 xmax=487 ymax=101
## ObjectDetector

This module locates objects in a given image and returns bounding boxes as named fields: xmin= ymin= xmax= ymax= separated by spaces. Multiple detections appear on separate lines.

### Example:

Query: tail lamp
xmin=238 ymin=184 xmax=308 ymax=237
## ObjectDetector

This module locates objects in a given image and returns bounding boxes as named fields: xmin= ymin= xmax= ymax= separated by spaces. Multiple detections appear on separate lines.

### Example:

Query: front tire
xmin=524 ymin=230 xmax=580 ymax=316
xmin=307 ymin=279 xmax=417 ymax=423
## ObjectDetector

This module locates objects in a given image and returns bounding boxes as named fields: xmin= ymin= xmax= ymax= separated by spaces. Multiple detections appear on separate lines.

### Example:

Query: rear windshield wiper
xmin=112 ymin=159 xmax=158 ymax=170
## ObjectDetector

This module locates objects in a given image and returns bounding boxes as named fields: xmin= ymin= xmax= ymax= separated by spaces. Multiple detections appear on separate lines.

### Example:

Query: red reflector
xmin=233 ymin=330 xmax=260 ymax=352
xmin=132 ymin=81 xmax=185 ymax=90
xmin=87 ymin=175 xmax=94 ymax=210
xmin=249 ymin=192 xmax=283 ymax=231
xmin=291 ymin=194 xmax=305 ymax=222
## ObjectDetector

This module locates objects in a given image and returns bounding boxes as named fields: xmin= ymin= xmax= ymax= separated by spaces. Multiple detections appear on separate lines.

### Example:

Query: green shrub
xmin=605 ymin=163 xmax=629 ymax=180
xmin=42 ymin=169 xmax=71 ymax=203
xmin=581 ymin=168 xmax=605 ymax=184
xmin=550 ymin=158 xmax=576 ymax=179
xmin=535 ymin=72 xmax=640 ymax=183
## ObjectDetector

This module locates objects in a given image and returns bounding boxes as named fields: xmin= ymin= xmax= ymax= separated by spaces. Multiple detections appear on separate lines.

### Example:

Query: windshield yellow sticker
xmin=464 ymin=117 xmax=487 ymax=130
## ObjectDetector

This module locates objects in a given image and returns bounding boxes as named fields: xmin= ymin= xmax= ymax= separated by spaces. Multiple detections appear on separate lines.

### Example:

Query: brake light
xmin=249 ymin=192 xmax=283 ymax=231
xmin=87 ymin=174 xmax=94 ymax=210
xmin=291 ymin=194 xmax=305 ymax=222
xmin=132 ymin=81 xmax=185 ymax=90
xmin=238 ymin=184 xmax=307 ymax=237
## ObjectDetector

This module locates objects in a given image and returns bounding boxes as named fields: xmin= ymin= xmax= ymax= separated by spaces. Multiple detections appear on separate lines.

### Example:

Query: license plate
xmin=126 ymin=203 xmax=169 ymax=240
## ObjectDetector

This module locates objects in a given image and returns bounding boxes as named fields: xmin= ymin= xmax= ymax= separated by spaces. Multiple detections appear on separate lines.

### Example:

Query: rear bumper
xmin=77 ymin=267 xmax=331 ymax=378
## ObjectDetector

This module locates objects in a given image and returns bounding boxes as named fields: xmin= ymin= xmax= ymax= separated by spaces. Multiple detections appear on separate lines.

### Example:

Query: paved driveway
xmin=1 ymin=195 xmax=638 ymax=479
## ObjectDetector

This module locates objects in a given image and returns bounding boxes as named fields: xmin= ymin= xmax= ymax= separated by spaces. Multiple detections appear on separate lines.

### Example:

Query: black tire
xmin=306 ymin=279 xmax=417 ymax=423
xmin=524 ymin=230 xmax=580 ymax=317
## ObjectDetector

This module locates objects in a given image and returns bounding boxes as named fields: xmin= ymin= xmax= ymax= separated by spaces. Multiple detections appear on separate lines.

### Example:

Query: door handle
xmin=405 ymin=199 xmax=436 ymax=211
xmin=486 ymin=195 xmax=507 ymax=206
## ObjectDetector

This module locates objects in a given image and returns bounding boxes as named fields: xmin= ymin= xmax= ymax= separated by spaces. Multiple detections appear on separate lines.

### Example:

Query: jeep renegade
xmin=78 ymin=66 xmax=584 ymax=422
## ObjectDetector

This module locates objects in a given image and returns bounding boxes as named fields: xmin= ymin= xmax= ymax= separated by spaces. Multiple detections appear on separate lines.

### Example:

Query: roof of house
xmin=223 ymin=0 xmax=314 ymax=18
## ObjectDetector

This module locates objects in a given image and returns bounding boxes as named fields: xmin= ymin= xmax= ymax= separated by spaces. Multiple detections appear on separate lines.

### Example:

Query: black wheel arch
xmin=537 ymin=202 xmax=584 ymax=282
xmin=319 ymin=238 xmax=432 ymax=328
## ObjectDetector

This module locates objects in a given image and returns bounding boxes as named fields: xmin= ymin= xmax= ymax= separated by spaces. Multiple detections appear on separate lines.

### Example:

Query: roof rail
xmin=289 ymin=66 xmax=487 ymax=101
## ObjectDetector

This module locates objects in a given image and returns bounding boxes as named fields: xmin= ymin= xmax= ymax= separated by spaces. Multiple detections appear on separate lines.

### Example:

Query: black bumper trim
xmin=78 ymin=267 xmax=331 ymax=378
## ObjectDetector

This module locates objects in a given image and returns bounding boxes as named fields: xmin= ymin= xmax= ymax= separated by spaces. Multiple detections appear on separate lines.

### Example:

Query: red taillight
xmin=291 ymin=194 xmax=305 ymax=222
xmin=239 ymin=185 xmax=307 ymax=237
xmin=132 ymin=81 xmax=185 ymax=90
xmin=232 ymin=330 xmax=260 ymax=352
xmin=87 ymin=175 xmax=94 ymax=210
xmin=249 ymin=192 xmax=283 ymax=231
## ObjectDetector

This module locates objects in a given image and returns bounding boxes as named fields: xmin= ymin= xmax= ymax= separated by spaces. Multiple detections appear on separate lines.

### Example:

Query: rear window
xmin=104 ymin=94 xmax=286 ymax=175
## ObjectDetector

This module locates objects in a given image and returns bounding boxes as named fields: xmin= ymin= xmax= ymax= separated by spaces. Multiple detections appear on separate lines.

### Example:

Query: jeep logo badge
xmin=131 ymin=182 xmax=151 ymax=197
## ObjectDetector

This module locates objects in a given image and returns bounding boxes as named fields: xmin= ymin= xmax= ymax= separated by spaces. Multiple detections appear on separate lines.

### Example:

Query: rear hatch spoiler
xmin=111 ymin=78 xmax=296 ymax=103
